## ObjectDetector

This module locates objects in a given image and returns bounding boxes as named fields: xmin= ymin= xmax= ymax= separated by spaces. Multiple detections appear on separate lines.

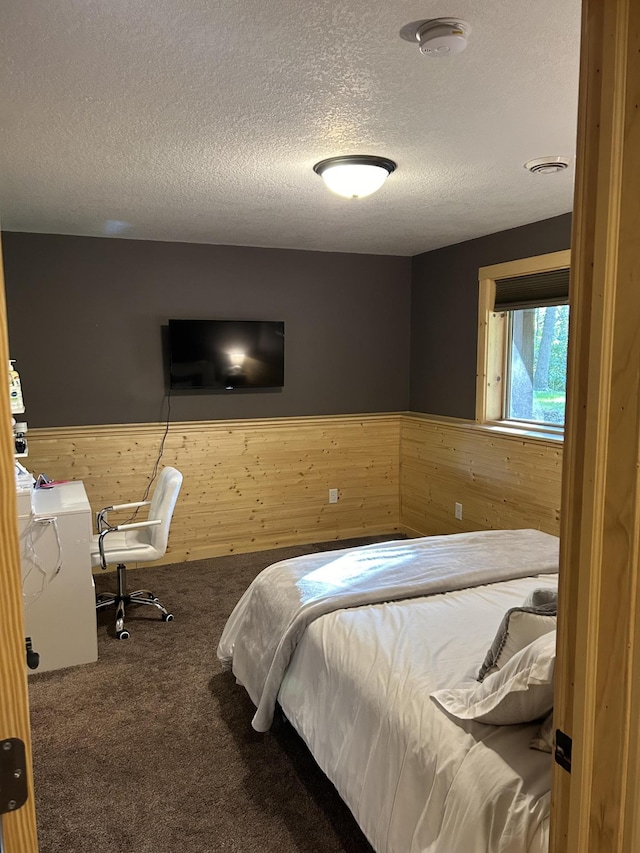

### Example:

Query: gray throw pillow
xmin=523 ymin=588 xmax=558 ymax=611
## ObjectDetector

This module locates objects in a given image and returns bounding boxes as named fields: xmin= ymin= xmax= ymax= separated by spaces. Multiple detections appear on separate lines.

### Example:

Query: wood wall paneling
xmin=400 ymin=415 xmax=562 ymax=537
xmin=25 ymin=414 xmax=564 ymax=569
xmin=26 ymin=415 xmax=402 ymax=566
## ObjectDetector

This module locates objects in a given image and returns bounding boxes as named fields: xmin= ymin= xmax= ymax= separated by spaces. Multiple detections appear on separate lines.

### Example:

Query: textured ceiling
xmin=0 ymin=1 xmax=581 ymax=256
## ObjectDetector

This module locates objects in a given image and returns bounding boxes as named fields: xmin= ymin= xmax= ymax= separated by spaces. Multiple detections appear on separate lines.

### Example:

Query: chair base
xmin=96 ymin=564 xmax=173 ymax=639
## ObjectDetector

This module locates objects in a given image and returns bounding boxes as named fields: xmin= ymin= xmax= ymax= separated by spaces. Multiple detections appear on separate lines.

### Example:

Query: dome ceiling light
xmin=313 ymin=155 xmax=397 ymax=199
xmin=524 ymin=156 xmax=571 ymax=175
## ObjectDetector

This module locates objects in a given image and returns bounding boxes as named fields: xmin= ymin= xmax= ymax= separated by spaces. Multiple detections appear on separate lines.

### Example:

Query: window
xmin=476 ymin=250 xmax=571 ymax=436
xmin=506 ymin=304 xmax=569 ymax=426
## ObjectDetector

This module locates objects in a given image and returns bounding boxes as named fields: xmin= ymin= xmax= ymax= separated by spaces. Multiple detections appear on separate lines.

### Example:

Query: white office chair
xmin=91 ymin=466 xmax=183 ymax=640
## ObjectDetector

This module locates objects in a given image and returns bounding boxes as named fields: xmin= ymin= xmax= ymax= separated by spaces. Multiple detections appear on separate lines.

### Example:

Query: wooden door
xmin=550 ymin=0 xmax=640 ymax=850
xmin=0 ymin=233 xmax=39 ymax=850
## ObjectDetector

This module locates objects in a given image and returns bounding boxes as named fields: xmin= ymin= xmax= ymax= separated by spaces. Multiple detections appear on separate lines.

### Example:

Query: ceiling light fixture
xmin=313 ymin=155 xmax=397 ymax=199
xmin=524 ymin=156 xmax=571 ymax=175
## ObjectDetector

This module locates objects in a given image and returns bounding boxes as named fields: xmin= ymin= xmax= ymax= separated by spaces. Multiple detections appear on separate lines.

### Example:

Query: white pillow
xmin=478 ymin=609 xmax=556 ymax=681
xmin=431 ymin=631 xmax=556 ymax=725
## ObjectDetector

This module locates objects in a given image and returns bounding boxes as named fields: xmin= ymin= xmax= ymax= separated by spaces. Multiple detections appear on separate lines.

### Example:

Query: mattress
xmin=277 ymin=572 xmax=559 ymax=853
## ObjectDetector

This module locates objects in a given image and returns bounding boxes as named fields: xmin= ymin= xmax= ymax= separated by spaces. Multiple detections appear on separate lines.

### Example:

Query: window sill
xmin=479 ymin=420 xmax=564 ymax=443
xmin=404 ymin=413 xmax=565 ymax=445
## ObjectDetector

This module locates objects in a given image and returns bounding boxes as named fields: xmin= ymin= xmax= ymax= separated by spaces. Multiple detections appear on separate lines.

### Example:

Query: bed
xmin=217 ymin=529 xmax=560 ymax=853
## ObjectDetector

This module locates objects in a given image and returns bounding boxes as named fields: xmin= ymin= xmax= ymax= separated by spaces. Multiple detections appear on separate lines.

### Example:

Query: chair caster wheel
xmin=162 ymin=613 xmax=173 ymax=622
xmin=116 ymin=629 xmax=130 ymax=640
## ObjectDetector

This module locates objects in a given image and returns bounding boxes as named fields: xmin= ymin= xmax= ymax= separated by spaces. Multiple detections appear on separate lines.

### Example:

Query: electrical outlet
xmin=329 ymin=488 xmax=339 ymax=504
xmin=455 ymin=502 xmax=463 ymax=520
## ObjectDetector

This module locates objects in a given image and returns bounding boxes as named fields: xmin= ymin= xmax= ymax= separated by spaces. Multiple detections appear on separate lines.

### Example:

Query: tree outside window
xmin=507 ymin=304 xmax=569 ymax=426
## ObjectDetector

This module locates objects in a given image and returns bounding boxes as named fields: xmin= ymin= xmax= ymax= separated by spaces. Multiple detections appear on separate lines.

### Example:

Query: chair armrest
xmin=96 ymin=519 xmax=162 ymax=570
xmin=109 ymin=501 xmax=152 ymax=512
xmin=109 ymin=519 xmax=162 ymax=532
xmin=96 ymin=500 xmax=151 ymax=532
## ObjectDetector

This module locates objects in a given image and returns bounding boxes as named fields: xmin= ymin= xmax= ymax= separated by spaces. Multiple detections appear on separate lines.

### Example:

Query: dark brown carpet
xmin=28 ymin=536 xmax=399 ymax=853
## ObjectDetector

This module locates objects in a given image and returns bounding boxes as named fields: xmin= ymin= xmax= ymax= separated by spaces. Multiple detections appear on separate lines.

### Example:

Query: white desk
xmin=18 ymin=481 xmax=98 ymax=674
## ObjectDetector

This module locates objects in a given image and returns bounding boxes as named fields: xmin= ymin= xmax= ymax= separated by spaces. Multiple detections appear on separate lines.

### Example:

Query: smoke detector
xmin=524 ymin=156 xmax=571 ymax=175
xmin=414 ymin=19 xmax=471 ymax=57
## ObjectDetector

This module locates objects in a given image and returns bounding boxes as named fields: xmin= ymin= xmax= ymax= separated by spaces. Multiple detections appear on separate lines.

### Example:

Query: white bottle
xmin=8 ymin=359 xmax=25 ymax=414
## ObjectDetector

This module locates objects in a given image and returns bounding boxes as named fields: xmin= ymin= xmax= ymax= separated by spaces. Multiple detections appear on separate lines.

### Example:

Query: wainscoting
xmin=25 ymin=413 xmax=563 ymax=568
xmin=26 ymin=415 xmax=401 ymax=566
xmin=400 ymin=414 xmax=562 ymax=537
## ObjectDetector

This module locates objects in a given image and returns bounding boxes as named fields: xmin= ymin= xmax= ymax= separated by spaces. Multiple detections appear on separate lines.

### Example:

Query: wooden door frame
xmin=550 ymin=0 xmax=640 ymax=850
xmin=0 ymin=234 xmax=38 ymax=849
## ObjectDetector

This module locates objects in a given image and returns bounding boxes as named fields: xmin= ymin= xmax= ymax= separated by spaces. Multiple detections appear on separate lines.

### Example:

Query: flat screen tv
xmin=168 ymin=319 xmax=285 ymax=390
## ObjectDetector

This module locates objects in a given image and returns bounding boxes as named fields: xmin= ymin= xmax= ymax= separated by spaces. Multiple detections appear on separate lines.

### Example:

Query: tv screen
xmin=168 ymin=319 xmax=285 ymax=390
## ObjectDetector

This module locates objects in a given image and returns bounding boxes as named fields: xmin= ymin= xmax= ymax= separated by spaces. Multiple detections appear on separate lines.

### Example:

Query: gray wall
xmin=4 ymin=215 xmax=573 ymax=429
xmin=3 ymin=233 xmax=411 ymax=427
xmin=410 ymin=213 xmax=573 ymax=419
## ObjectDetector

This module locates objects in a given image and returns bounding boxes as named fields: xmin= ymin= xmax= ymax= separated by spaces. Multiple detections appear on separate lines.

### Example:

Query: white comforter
xmin=218 ymin=529 xmax=559 ymax=731
xmin=279 ymin=572 xmax=559 ymax=853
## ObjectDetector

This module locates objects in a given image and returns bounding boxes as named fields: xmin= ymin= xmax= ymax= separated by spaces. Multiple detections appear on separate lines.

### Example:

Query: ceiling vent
xmin=524 ymin=156 xmax=571 ymax=175
xmin=414 ymin=19 xmax=471 ymax=57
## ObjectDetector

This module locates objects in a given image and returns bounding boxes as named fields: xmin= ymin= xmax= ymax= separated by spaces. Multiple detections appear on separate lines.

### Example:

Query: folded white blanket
xmin=217 ymin=528 xmax=559 ymax=731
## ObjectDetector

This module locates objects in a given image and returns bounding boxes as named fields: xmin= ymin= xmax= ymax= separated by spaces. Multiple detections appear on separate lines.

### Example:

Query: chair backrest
xmin=146 ymin=467 xmax=183 ymax=556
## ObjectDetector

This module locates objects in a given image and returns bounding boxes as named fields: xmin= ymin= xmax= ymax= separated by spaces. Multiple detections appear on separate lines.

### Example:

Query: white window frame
xmin=475 ymin=249 xmax=571 ymax=439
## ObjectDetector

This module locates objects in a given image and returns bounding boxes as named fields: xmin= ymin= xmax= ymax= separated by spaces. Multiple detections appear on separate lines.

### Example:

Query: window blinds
xmin=494 ymin=267 xmax=570 ymax=311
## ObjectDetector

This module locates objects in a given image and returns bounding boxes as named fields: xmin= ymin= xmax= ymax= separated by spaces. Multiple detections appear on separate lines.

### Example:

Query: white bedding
xmin=217 ymin=529 xmax=559 ymax=731
xmin=278 ymin=573 xmax=558 ymax=853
